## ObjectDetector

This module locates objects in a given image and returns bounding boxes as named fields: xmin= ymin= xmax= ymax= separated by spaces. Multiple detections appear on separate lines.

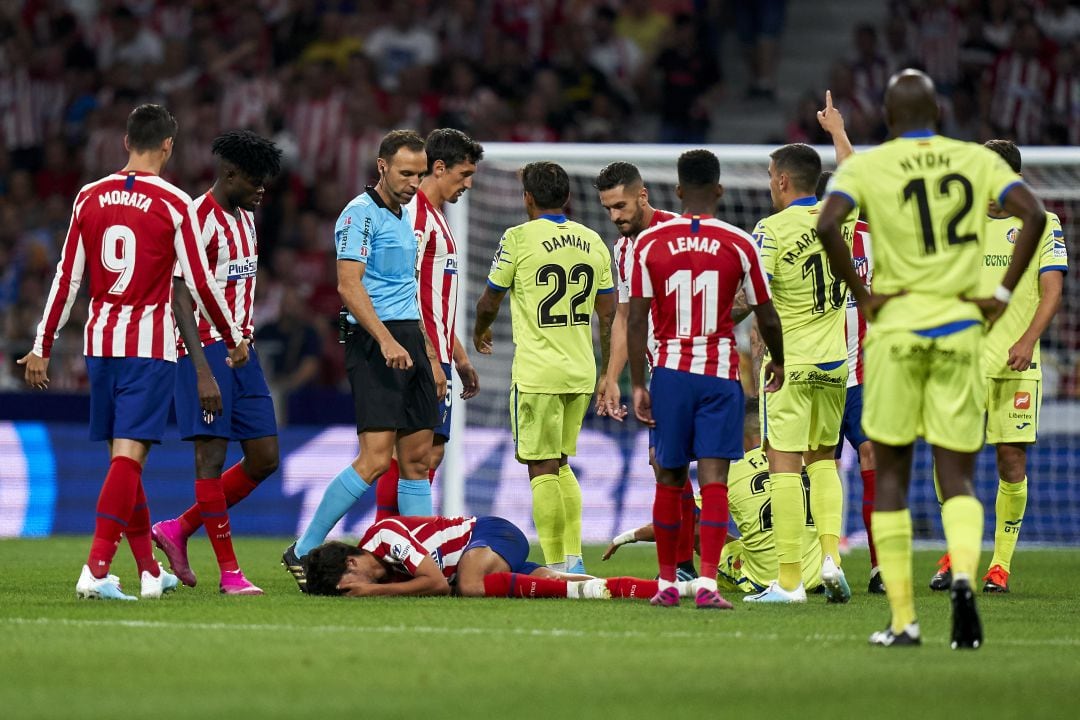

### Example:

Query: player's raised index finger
xmin=825 ymin=89 xmax=833 ymax=109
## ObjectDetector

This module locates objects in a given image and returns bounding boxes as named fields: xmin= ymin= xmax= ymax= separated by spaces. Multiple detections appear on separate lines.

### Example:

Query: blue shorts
xmin=835 ymin=383 xmax=870 ymax=458
xmin=86 ymin=357 xmax=176 ymax=443
xmin=464 ymin=516 xmax=541 ymax=575
xmin=435 ymin=362 xmax=452 ymax=441
xmin=650 ymin=367 xmax=744 ymax=469
xmin=175 ymin=341 xmax=277 ymax=441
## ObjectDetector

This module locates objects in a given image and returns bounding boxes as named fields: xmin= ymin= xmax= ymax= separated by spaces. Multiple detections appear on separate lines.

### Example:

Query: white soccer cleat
xmin=743 ymin=580 xmax=807 ymax=603
xmin=821 ymin=555 xmax=852 ymax=604
xmin=140 ymin=563 xmax=180 ymax=599
xmin=76 ymin=564 xmax=136 ymax=601
xmin=570 ymin=578 xmax=611 ymax=600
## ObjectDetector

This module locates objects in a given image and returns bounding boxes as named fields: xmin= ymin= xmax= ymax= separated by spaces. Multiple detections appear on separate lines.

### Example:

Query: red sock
xmin=605 ymin=576 xmax=660 ymax=599
xmin=698 ymin=483 xmax=729 ymax=581
xmin=653 ymin=483 xmax=683 ymax=582
xmin=127 ymin=480 xmax=159 ymax=576
xmin=87 ymin=456 xmax=142 ymax=578
xmin=195 ymin=478 xmax=239 ymax=573
xmin=374 ymin=458 xmax=400 ymax=521
xmin=861 ymin=469 xmax=878 ymax=568
xmin=676 ymin=480 xmax=696 ymax=564
xmin=178 ymin=461 xmax=260 ymax=537
xmin=483 ymin=572 xmax=568 ymax=598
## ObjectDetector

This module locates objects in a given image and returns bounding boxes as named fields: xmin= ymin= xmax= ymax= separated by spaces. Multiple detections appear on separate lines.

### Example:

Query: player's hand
xmin=816 ymin=89 xmax=845 ymax=135
xmin=196 ymin=369 xmax=223 ymax=417
xmin=17 ymin=351 xmax=50 ymax=390
xmin=226 ymin=338 xmax=250 ymax=369
xmin=337 ymin=579 xmax=377 ymax=597
xmin=964 ymin=296 xmax=1008 ymax=327
xmin=632 ymin=385 xmax=655 ymax=427
xmin=595 ymin=376 xmax=628 ymax=422
xmin=762 ymin=360 xmax=784 ymax=393
xmin=456 ymin=360 xmax=480 ymax=399
xmin=380 ymin=337 xmax=413 ymax=369
xmin=858 ymin=290 xmax=907 ymax=323
xmin=601 ymin=542 xmax=621 ymax=561
xmin=431 ymin=360 xmax=447 ymax=401
xmin=1007 ymin=336 xmax=1036 ymax=371
xmin=473 ymin=327 xmax=493 ymax=355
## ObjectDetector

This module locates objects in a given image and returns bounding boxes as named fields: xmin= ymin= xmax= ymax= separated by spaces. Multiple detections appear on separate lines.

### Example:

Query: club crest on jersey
xmin=227 ymin=256 xmax=257 ymax=280
xmin=1006 ymin=227 xmax=1020 ymax=244
xmin=1014 ymin=392 xmax=1031 ymax=410
xmin=390 ymin=543 xmax=410 ymax=561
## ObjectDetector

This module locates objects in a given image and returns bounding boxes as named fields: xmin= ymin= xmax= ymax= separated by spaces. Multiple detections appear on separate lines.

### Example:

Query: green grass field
xmin=2 ymin=537 xmax=1078 ymax=719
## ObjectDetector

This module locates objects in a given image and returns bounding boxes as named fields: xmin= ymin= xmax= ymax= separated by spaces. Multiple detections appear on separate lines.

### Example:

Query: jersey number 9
xmin=102 ymin=224 xmax=137 ymax=295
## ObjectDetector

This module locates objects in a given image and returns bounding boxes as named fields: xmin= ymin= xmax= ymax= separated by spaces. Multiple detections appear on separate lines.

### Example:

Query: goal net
xmin=441 ymin=143 xmax=1080 ymax=547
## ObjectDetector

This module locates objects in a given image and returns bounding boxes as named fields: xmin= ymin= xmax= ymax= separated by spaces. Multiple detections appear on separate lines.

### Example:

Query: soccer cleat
xmin=566 ymin=557 xmax=587 ymax=575
xmin=867 ymin=567 xmax=886 ymax=594
xmin=821 ymin=555 xmax=852 ymax=604
xmin=869 ymin=621 xmax=922 ymax=647
xmin=649 ymin=586 xmax=680 ymax=607
xmin=569 ymin=578 xmax=611 ymax=600
xmin=76 ymin=565 xmax=136 ymax=601
xmin=950 ymin=578 xmax=984 ymax=650
xmin=982 ymin=564 xmax=1010 ymax=593
xmin=152 ymin=519 xmax=196 ymax=587
xmin=282 ymin=543 xmax=307 ymax=593
xmin=929 ymin=553 xmax=952 ymax=591
xmin=675 ymin=560 xmax=698 ymax=581
xmin=743 ymin=580 xmax=807 ymax=603
xmin=220 ymin=569 xmax=264 ymax=596
xmin=141 ymin=563 xmax=179 ymax=599
xmin=695 ymin=588 xmax=733 ymax=610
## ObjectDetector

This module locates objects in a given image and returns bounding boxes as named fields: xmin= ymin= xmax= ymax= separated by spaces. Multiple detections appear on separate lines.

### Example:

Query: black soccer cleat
xmin=950 ymin=578 xmax=983 ymax=650
xmin=929 ymin=553 xmax=952 ymax=591
xmin=867 ymin=567 xmax=886 ymax=595
xmin=675 ymin=560 xmax=699 ymax=581
xmin=282 ymin=543 xmax=308 ymax=593
xmin=869 ymin=621 xmax=921 ymax=647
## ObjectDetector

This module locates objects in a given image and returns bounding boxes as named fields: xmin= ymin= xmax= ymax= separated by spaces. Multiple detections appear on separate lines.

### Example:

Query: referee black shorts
xmin=344 ymin=320 xmax=439 ymax=434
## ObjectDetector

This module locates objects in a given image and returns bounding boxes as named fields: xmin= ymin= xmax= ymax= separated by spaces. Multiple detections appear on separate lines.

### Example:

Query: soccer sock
xmin=483 ymin=572 xmax=568 ymax=598
xmin=676 ymin=480 xmax=696 ymax=565
xmin=87 ymin=456 xmax=142 ymax=578
xmin=605 ymin=577 xmax=659 ymax=599
xmin=652 ymin=482 xmax=683 ymax=583
xmin=530 ymin=474 xmax=565 ymax=566
xmin=807 ymin=459 xmax=843 ymax=564
xmin=861 ymin=469 xmax=878 ymax=568
xmin=557 ymin=464 xmax=583 ymax=566
xmin=770 ymin=472 xmax=804 ymax=591
xmin=872 ymin=509 xmax=915 ymax=634
xmin=295 ymin=465 xmax=370 ymax=558
xmin=698 ymin=483 xmax=729 ymax=582
xmin=941 ymin=495 xmax=984 ymax=582
xmin=989 ymin=477 xmax=1027 ymax=573
xmin=397 ymin=477 xmax=433 ymax=516
xmin=127 ymin=480 xmax=159 ymax=577
xmin=195 ymin=478 xmax=239 ymax=573
xmin=177 ymin=461 xmax=261 ymax=538
xmin=374 ymin=458 xmax=400 ymax=521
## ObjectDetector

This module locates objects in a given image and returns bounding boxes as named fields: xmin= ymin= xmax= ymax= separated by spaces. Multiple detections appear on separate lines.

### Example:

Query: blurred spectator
xmin=988 ymin=20 xmax=1053 ymax=144
xmin=1050 ymin=41 xmax=1080 ymax=145
xmin=615 ymin=0 xmax=672 ymax=60
xmin=96 ymin=7 xmax=163 ymax=72
xmin=734 ymin=0 xmax=786 ymax=100
xmin=851 ymin=23 xmax=889 ymax=107
xmin=654 ymin=13 xmax=722 ymax=143
xmin=1036 ymin=0 xmax=1080 ymax=47
xmin=911 ymin=0 xmax=963 ymax=92
xmin=255 ymin=286 xmax=322 ymax=424
xmin=882 ymin=12 xmax=918 ymax=74
xmin=364 ymin=0 xmax=438 ymax=91
xmin=984 ymin=0 xmax=1016 ymax=50
xmin=589 ymin=5 xmax=644 ymax=106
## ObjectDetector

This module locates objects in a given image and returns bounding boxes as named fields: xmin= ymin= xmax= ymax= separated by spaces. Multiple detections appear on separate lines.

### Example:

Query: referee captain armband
xmin=612 ymin=530 xmax=638 ymax=546
xmin=993 ymin=285 xmax=1013 ymax=304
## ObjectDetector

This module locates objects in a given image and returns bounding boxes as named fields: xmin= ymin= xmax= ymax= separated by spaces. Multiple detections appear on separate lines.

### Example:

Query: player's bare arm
xmin=337 ymin=258 xmax=412 ymax=369
xmin=730 ymin=289 xmax=752 ymax=324
xmin=472 ymin=286 xmax=504 ymax=354
xmin=594 ymin=291 xmax=623 ymax=420
xmin=452 ymin=335 xmax=479 ymax=399
xmin=817 ymin=90 xmax=855 ymax=165
xmin=750 ymin=299 xmax=785 ymax=393
xmin=338 ymin=555 xmax=451 ymax=597
xmin=602 ymin=524 xmax=656 ymax=560
xmin=172 ymin=277 xmax=222 ymax=416
xmin=818 ymin=194 xmax=901 ymax=322
xmin=1010 ymin=267 xmax=1064 ymax=371
xmin=597 ymin=301 xmax=628 ymax=416
xmin=423 ymin=328 xmax=447 ymax=400
xmin=627 ymin=296 xmax=654 ymax=426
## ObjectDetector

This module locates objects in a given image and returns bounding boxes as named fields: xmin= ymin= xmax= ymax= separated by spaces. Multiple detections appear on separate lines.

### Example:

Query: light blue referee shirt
xmin=335 ymin=187 xmax=419 ymax=322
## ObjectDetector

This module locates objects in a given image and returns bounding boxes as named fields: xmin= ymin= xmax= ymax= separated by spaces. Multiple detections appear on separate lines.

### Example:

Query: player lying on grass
xmin=303 ymin=514 xmax=697 ymax=600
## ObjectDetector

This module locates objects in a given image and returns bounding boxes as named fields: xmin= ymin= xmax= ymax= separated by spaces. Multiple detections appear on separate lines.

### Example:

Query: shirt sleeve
xmin=753 ymin=219 xmax=777 ymax=280
xmin=336 ymin=204 xmax=374 ymax=263
xmin=613 ymin=237 xmax=631 ymax=303
xmin=487 ymin=230 xmax=516 ymax=291
xmin=736 ymin=236 xmax=772 ymax=306
xmin=34 ymin=198 xmax=87 ymax=358
xmin=173 ymin=200 xmax=243 ymax=349
xmin=595 ymin=237 xmax=615 ymax=294
xmin=826 ymin=157 xmax=862 ymax=212
xmin=985 ymin=150 xmax=1024 ymax=207
xmin=1040 ymin=212 xmax=1068 ymax=275
xmin=629 ymin=237 xmax=654 ymax=299
xmin=360 ymin=521 xmax=427 ymax=577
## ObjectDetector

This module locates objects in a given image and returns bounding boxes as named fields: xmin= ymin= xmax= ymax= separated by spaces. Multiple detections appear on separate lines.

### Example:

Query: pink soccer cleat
xmin=695 ymin=588 xmax=733 ymax=610
xmin=220 ymin=569 xmax=264 ymax=595
xmin=650 ymin=586 xmax=680 ymax=607
xmin=152 ymin=519 xmax=196 ymax=587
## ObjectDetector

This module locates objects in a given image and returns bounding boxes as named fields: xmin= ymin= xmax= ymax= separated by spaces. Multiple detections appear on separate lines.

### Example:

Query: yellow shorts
xmin=510 ymin=387 xmax=591 ymax=461
xmin=863 ymin=324 xmax=985 ymax=452
xmin=761 ymin=362 xmax=847 ymax=452
xmin=716 ymin=536 xmax=823 ymax=592
xmin=985 ymin=376 xmax=1040 ymax=445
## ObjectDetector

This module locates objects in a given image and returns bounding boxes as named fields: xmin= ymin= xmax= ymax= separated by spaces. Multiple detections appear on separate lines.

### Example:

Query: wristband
xmin=613 ymin=530 xmax=637 ymax=546
xmin=993 ymin=285 xmax=1013 ymax=304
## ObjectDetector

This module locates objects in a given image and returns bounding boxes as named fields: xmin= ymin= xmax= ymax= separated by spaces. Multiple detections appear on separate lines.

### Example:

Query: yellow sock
xmin=807 ymin=459 xmax=843 ymax=565
xmin=530 ymin=474 xmax=565 ymax=565
xmin=557 ymin=464 xmax=583 ymax=561
xmin=770 ymin=472 xmax=804 ymax=590
xmin=872 ymin=509 xmax=915 ymax=634
xmin=941 ymin=495 xmax=984 ymax=582
xmin=990 ymin=477 xmax=1026 ymax=573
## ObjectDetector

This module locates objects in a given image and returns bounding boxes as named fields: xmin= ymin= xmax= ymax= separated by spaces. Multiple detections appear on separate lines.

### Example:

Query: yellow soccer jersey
xmin=828 ymin=132 xmax=1022 ymax=332
xmin=754 ymin=197 xmax=852 ymax=365
xmin=979 ymin=212 xmax=1068 ymax=379
xmin=488 ymin=215 xmax=615 ymax=394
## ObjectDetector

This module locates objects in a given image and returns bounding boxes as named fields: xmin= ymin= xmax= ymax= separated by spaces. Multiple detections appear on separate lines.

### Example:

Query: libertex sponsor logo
xmin=1014 ymin=392 xmax=1032 ymax=410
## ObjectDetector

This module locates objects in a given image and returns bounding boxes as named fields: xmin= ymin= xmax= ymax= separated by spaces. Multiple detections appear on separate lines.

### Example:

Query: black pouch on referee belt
xmin=338 ymin=306 xmax=352 ymax=344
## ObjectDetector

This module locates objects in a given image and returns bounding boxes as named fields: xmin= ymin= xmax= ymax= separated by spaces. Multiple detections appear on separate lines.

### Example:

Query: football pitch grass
xmin=2 ymin=538 xmax=1078 ymax=720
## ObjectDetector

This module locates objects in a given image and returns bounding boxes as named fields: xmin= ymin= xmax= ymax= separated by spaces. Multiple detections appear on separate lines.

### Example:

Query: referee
xmin=282 ymin=129 xmax=442 ymax=590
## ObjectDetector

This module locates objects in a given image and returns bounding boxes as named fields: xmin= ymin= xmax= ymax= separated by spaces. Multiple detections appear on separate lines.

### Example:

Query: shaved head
xmin=884 ymin=69 xmax=939 ymax=135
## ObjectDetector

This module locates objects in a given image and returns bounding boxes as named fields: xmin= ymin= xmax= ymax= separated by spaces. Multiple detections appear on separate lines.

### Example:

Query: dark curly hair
xmin=677 ymin=149 xmax=721 ymax=187
xmin=211 ymin=129 xmax=283 ymax=181
xmin=303 ymin=541 xmax=363 ymax=596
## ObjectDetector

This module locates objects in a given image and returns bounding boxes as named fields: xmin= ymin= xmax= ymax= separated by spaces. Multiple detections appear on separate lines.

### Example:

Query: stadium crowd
xmin=1 ymin=0 xmax=1079 ymax=402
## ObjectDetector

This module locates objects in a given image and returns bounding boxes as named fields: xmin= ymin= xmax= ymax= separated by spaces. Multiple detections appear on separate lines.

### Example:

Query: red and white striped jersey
xmin=990 ymin=52 xmax=1052 ymax=144
xmin=631 ymin=214 xmax=770 ymax=379
xmin=845 ymin=220 xmax=873 ymax=387
xmin=1052 ymin=73 xmax=1080 ymax=146
xmin=33 ymin=172 xmax=242 ymax=361
xmin=359 ymin=516 xmax=478 ymax=582
xmin=408 ymin=189 xmax=458 ymax=365
xmin=336 ymin=129 xmax=383 ymax=199
xmin=613 ymin=208 xmax=678 ymax=304
xmin=287 ymin=91 xmax=346 ymax=185
xmin=176 ymin=191 xmax=258 ymax=354
xmin=218 ymin=74 xmax=282 ymax=134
